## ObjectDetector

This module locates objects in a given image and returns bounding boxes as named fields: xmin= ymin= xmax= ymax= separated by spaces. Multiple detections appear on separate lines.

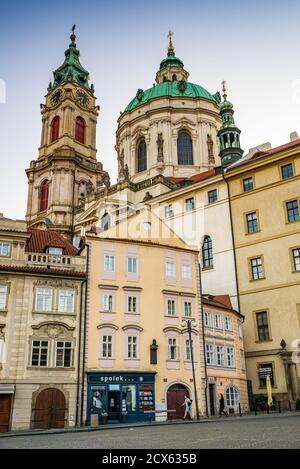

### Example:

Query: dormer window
xmin=0 ymin=242 xmax=10 ymax=257
xmin=47 ymin=247 xmax=63 ymax=255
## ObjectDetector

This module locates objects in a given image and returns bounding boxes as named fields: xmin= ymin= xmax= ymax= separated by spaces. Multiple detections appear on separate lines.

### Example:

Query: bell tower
xmin=26 ymin=26 xmax=109 ymax=238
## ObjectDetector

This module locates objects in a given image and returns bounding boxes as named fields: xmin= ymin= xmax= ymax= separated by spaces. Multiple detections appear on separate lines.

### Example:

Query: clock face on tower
xmin=50 ymin=89 xmax=63 ymax=105
xmin=76 ymin=89 xmax=89 ymax=108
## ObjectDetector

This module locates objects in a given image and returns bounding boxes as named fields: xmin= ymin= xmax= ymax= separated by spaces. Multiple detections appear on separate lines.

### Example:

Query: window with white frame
xmin=181 ymin=264 xmax=191 ymax=279
xmin=102 ymin=293 xmax=113 ymax=312
xmin=0 ymin=285 xmax=8 ymax=310
xmin=0 ymin=242 xmax=10 ymax=257
xmin=183 ymin=301 xmax=192 ymax=317
xmin=185 ymin=197 xmax=195 ymax=211
xmin=216 ymin=345 xmax=225 ymax=366
xmin=204 ymin=311 xmax=212 ymax=327
xmin=167 ymin=299 xmax=176 ymax=316
xmin=215 ymin=314 xmax=223 ymax=330
xmin=58 ymin=289 xmax=75 ymax=313
xmin=226 ymin=346 xmax=235 ymax=368
xmin=128 ymin=296 xmax=137 ymax=313
xmin=165 ymin=261 xmax=175 ymax=278
xmin=240 ymin=350 xmax=246 ymax=371
xmin=56 ymin=341 xmax=73 ymax=367
xmin=164 ymin=204 xmax=173 ymax=219
xmin=225 ymin=386 xmax=240 ymax=406
xmin=101 ymin=335 xmax=112 ymax=358
xmin=48 ymin=247 xmax=63 ymax=255
xmin=31 ymin=340 xmax=49 ymax=367
xmin=168 ymin=337 xmax=178 ymax=360
xmin=224 ymin=315 xmax=233 ymax=331
xmin=206 ymin=343 xmax=214 ymax=365
xmin=104 ymin=255 xmax=115 ymax=272
xmin=185 ymin=338 xmax=194 ymax=361
xmin=35 ymin=287 xmax=53 ymax=312
xmin=127 ymin=257 xmax=138 ymax=274
xmin=127 ymin=336 xmax=138 ymax=359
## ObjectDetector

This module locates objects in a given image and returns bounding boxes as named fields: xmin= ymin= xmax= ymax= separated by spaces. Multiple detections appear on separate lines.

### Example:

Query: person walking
xmin=219 ymin=393 xmax=228 ymax=417
xmin=181 ymin=395 xmax=192 ymax=420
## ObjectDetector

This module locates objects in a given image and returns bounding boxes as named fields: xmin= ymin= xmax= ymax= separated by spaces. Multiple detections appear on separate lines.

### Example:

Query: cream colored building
xmin=225 ymin=138 xmax=300 ymax=408
xmin=0 ymin=214 xmax=86 ymax=431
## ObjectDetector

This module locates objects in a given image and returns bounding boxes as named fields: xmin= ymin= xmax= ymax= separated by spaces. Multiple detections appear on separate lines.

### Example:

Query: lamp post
xmin=181 ymin=318 xmax=200 ymax=420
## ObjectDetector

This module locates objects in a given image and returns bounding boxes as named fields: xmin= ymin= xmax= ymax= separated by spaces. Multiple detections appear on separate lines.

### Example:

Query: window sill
xmin=285 ymin=220 xmax=300 ymax=225
xmin=255 ymin=339 xmax=273 ymax=344
xmin=202 ymin=266 xmax=214 ymax=272
xmin=27 ymin=366 xmax=75 ymax=370
xmin=32 ymin=310 xmax=76 ymax=316
xmin=0 ymin=310 xmax=8 ymax=315
xmin=100 ymin=310 xmax=116 ymax=314
xmin=250 ymin=277 xmax=266 ymax=282
xmin=245 ymin=230 xmax=261 ymax=236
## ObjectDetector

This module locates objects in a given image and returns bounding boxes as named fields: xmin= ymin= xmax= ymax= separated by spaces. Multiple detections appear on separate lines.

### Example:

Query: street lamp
xmin=181 ymin=318 xmax=200 ymax=420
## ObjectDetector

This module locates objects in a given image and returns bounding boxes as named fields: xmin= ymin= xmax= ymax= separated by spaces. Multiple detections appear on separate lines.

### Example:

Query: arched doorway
xmin=32 ymin=388 xmax=66 ymax=429
xmin=167 ymin=383 xmax=190 ymax=420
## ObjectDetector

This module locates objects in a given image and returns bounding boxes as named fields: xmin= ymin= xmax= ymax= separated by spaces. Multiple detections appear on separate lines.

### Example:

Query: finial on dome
xmin=167 ymin=30 xmax=175 ymax=56
xmin=221 ymin=80 xmax=227 ymax=101
xmin=70 ymin=24 xmax=76 ymax=46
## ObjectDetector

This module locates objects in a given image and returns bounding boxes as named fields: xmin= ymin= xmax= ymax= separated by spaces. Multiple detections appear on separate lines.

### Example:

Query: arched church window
xmin=75 ymin=116 xmax=85 ymax=144
xmin=137 ymin=139 xmax=147 ymax=173
xmin=172 ymin=74 xmax=177 ymax=81
xmin=202 ymin=236 xmax=213 ymax=268
xmin=51 ymin=116 xmax=60 ymax=143
xmin=101 ymin=212 xmax=111 ymax=231
xmin=177 ymin=131 xmax=193 ymax=165
xmin=39 ymin=180 xmax=49 ymax=212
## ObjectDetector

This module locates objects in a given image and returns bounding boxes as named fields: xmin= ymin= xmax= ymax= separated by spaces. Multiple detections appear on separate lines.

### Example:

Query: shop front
xmin=87 ymin=371 xmax=156 ymax=425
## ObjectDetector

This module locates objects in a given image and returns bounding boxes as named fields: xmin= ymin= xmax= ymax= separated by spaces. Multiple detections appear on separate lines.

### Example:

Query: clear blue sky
xmin=1 ymin=0 xmax=300 ymax=219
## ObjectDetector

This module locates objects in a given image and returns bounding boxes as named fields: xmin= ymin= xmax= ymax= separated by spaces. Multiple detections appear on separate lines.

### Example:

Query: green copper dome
xmin=124 ymin=81 xmax=219 ymax=113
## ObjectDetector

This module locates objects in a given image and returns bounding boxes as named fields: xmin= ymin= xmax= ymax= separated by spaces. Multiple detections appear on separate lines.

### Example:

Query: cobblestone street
xmin=1 ymin=415 xmax=300 ymax=449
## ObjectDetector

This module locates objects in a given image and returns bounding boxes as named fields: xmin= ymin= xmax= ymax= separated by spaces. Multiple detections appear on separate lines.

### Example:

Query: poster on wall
xmin=90 ymin=386 xmax=107 ymax=414
xmin=139 ymin=385 xmax=154 ymax=411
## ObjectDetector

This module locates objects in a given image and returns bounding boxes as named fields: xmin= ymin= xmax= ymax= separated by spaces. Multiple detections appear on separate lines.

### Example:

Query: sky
xmin=1 ymin=0 xmax=300 ymax=220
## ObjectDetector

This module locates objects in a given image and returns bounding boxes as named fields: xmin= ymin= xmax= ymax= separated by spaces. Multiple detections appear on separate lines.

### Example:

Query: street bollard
xmin=239 ymin=403 xmax=242 ymax=417
xmin=289 ymin=401 xmax=292 ymax=412
xmin=278 ymin=401 xmax=281 ymax=413
xmin=267 ymin=404 xmax=269 ymax=414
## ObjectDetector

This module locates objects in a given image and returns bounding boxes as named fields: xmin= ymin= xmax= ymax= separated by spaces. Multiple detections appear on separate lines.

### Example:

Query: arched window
xmin=172 ymin=74 xmax=177 ymax=81
xmin=39 ymin=180 xmax=49 ymax=212
xmin=101 ymin=212 xmax=111 ymax=231
xmin=75 ymin=116 xmax=85 ymax=144
xmin=225 ymin=386 xmax=240 ymax=407
xmin=51 ymin=116 xmax=60 ymax=143
xmin=137 ymin=139 xmax=147 ymax=173
xmin=177 ymin=131 xmax=193 ymax=165
xmin=202 ymin=236 xmax=213 ymax=268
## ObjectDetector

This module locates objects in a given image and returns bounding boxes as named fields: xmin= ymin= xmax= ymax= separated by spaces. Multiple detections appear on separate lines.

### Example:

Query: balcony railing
xmin=26 ymin=253 xmax=85 ymax=271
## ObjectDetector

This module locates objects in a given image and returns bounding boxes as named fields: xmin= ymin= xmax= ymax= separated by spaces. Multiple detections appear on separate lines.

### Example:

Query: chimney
xmin=290 ymin=131 xmax=299 ymax=142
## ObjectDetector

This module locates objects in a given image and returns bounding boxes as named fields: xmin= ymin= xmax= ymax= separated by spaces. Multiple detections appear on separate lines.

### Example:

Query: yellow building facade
xmin=225 ymin=140 xmax=300 ymax=408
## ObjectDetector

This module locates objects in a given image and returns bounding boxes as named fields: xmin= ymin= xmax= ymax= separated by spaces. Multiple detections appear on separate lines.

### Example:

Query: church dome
xmin=124 ymin=81 xmax=219 ymax=113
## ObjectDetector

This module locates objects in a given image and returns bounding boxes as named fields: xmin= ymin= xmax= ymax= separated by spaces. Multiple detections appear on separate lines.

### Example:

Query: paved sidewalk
xmin=1 ymin=411 xmax=299 ymax=438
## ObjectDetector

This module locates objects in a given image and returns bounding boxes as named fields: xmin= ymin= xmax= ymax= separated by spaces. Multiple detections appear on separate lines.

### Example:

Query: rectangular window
xmin=246 ymin=212 xmax=259 ymax=233
xmin=167 ymin=299 xmax=176 ymax=316
xmin=258 ymin=363 xmax=274 ymax=387
xmin=56 ymin=341 xmax=73 ymax=367
xmin=185 ymin=197 xmax=195 ymax=211
xmin=58 ymin=289 xmax=75 ymax=313
xmin=208 ymin=189 xmax=218 ymax=204
xmin=215 ymin=314 xmax=223 ymax=330
xmin=35 ymin=287 xmax=53 ymax=312
xmin=164 ymin=204 xmax=173 ymax=219
xmin=256 ymin=311 xmax=270 ymax=341
xmin=204 ymin=311 xmax=212 ymax=327
xmin=206 ymin=344 xmax=214 ymax=365
xmin=216 ymin=345 xmax=225 ymax=366
xmin=168 ymin=337 xmax=177 ymax=360
xmin=165 ymin=261 xmax=175 ymax=277
xmin=224 ymin=315 xmax=233 ymax=331
xmin=181 ymin=264 xmax=192 ymax=279
xmin=128 ymin=296 xmax=137 ymax=313
xmin=48 ymin=247 xmax=63 ymax=255
xmin=185 ymin=339 xmax=194 ymax=361
xmin=0 ymin=285 xmax=8 ymax=310
xmin=0 ymin=242 xmax=10 ymax=257
xmin=103 ymin=294 xmax=113 ymax=312
xmin=31 ymin=340 xmax=49 ymax=367
xmin=286 ymin=200 xmax=300 ymax=223
xmin=127 ymin=257 xmax=138 ymax=274
xmin=292 ymin=248 xmax=300 ymax=271
xmin=226 ymin=346 xmax=235 ymax=368
xmin=240 ymin=350 xmax=246 ymax=371
xmin=127 ymin=336 xmax=137 ymax=359
xmin=250 ymin=257 xmax=264 ymax=280
xmin=243 ymin=177 xmax=254 ymax=192
xmin=104 ymin=255 xmax=115 ymax=272
xmin=281 ymin=163 xmax=294 ymax=180
xmin=184 ymin=301 xmax=192 ymax=317
xmin=102 ymin=335 xmax=112 ymax=358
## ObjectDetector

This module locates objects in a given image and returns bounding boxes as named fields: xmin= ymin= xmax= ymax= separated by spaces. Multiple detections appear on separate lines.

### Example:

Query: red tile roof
xmin=0 ymin=264 xmax=85 ymax=277
xmin=202 ymin=294 xmax=244 ymax=318
xmin=26 ymin=229 xmax=78 ymax=255
xmin=166 ymin=168 xmax=218 ymax=185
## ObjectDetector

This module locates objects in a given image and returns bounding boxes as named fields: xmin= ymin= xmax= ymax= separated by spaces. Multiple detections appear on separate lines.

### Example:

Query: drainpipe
xmin=75 ymin=278 xmax=86 ymax=427
xmin=223 ymin=170 xmax=241 ymax=313
xmin=80 ymin=241 xmax=90 ymax=427
xmin=198 ymin=263 xmax=209 ymax=417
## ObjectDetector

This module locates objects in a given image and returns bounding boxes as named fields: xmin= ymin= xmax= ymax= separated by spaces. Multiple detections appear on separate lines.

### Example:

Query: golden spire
xmin=167 ymin=30 xmax=175 ymax=56
xmin=222 ymin=80 xmax=227 ymax=101
xmin=70 ymin=24 xmax=76 ymax=45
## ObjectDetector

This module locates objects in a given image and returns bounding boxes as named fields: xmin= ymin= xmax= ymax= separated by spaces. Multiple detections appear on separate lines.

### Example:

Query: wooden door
xmin=0 ymin=395 xmax=12 ymax=432
xmin=33 ymin=388 xmax=66 ymax=429
xmin=167 ymin=384 xmax=189 ymax=420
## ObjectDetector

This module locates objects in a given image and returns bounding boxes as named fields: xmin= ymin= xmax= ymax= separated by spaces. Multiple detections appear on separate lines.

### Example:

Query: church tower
xmin=26 ymin=27 xmax=109 ymax=238
xmin=217 ymin=81 xmax=244 ymax=166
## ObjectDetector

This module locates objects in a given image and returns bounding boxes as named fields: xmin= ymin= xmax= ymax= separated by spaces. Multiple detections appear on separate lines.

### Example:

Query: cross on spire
xmin=221 ymin=80 xmax=227 ymax=101
xmin=167 ymin=30 xmax=175 ymax=56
